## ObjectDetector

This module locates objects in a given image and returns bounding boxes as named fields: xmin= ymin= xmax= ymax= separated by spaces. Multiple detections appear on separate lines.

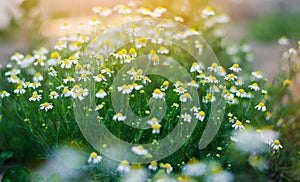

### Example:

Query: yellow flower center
xmin=90 ymin=152 xmax=97 ymax=158
xmin=235 ymin=120 xmax=242 ymax=126
xmin=43 ymin=102 xmax=49 ymax=107
xmin=152 ymin=123 xmax=161 ymax=130
xmin=274 ymin=140 xmax=280 ymax=145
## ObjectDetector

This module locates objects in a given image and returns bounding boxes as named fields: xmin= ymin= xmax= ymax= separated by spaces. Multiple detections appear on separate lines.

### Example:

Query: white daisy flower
xmin=180 ymin=93 xmax=192 ymax=102
xmin=232 ymin=120 xmax=245 ymax=130
xmin=29 ymin=91 xmax=42 ymax=101
xmin=117 ymin=160 xmax=131 ymax=173
xmin=95 ymin=104 xmax=104 ymax=111
xmin=62 ymin=87 xmax=72 ymax=97
xmin=208 ymin=62 xmax=221 ymax=72
xmin=1 ymin=90 xmax=10 ymax=98
xmin=255 ymin=102 xmax=267 ymax=112
xmin=270 ymin=140 xmax=283 ymax=150
xmin=190 ymin=62 xmax=203 ymax=73
xmin=113 ymin=112 xmax=127 ymax=121
xmin=181 ymin=113 xmax=192 ymax=123
xmin=249 ymin=83 xmax=260 ymax=91
xmin=40 ymin=102 xmax=53 ymax=111
xmin=118 ymin=84 xmax=133 ymax=94
xmin=252 ymin=71 xmax=263 ymax=79
xmin=88 ymin=152 xmax=102 ymax=164
xmin=89 ymin=17 xmax=100 ymax=26
xmin=147 ymin=117 xmax=159 ymax=125
xmin=63 ymin=76 xmax=75 ymax=84
xmin=33 ymin=72 xmax=43 ymax=82
xmin=157 ymin=46 xmax=169 ymax=54
xmin=96 ymin=89 xmax=107 ymax=99
xmin=152 ymin=88 xmax=165 ymax=99
xmin=194 ymin=111 xmax=205 ymax=121
xmin=229 ymin=64 xmax=242 ymax=72
xmin=148 ymin=161 xmax=158 ymax=171
xmin=224 ymin=73 xmax=237 ymax=81
xmin=236 ymin=89 xmax=247 ymax=98
xmin=152 ymin=123 xmax=161 ymax=134
xmin=14 ymin=85 xmax=26 ymax=94
xmin=132 ymin=83 xmax=143 ymax=90
xmin=164 ymin=163 xmax=173 ymax=174
xmin=30 ymin=82 xmax=41 ymax=89
xmin=202 ymin=7 xmax=215 ymax=18
xmin=174 ymin=86 xmax=187 ymax=94
xmin=131 ymin=145 xmax=148 ymax=156
xmin=187 ymin=80 xmax=199 ymax=88
xmin=49 ymin=91 xmax=58 ymax=99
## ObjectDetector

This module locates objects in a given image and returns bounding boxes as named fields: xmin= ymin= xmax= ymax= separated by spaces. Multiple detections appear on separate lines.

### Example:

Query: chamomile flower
xmin=113 ymin=112 xmax=127 ymax=121
xmin=33 ymin=59 xmax=45 ymax=66
xmin=99 ymin=7 xmax=112 ymax=17
xmin=180 ymin=93 xmax=192 ymax=102
xmin=157 ymin=46 xmax=169 ymax=54
xmin=181 ymin=113 xmax=192 ymax=123
xmin=61 ymin=59 xmax=72 ymax=69
xmin=63 ymin=76 xmax=75 ymax=84
xmin=88 ymin=152 xmax=102 ymax=164
xmin=249 ymin=83 xmax=260 ymax=91
xmin=101 ymin=68 xmax=114 ymax=77
xmin=147 ymin=117 xmax=159 ymax=125
xmin=14 ymin=85 xmax=26 ymax=94
xmin=129 ymin=48 xmax=137 ymax=58
xmin=89 ymin=17 xmax=100 ymax=26
xmin=174 ymin=16 xmax=184 ymax=22
xmin=7 ymin=75 xmax=20 ymax=83
xmin=60 ymin=23 xmax=71 ymax=31
xmin=152 ymin=88 xmax=165 ymax=99
xmin=195 ymin=111 xmax=205 ymax=121
xmin=48 ymin=67 xmax=57 ymax=77
xmin=95 ymin=89 xmax=107 ymax=99
xmin=164 ymin=163 xmax=173 ymax=174
xmin=236 ymin=89 xmax=247 ymax=98
xmin=61 ymin=87 xmax=71 ymax=97
xmin=187 ymin=80 xmax=199 ymax=88
xmin=148 ymin=161 xmax=158 ymax=171
xmin=117 ymin=160 xmax=131 ymax=173
xmin=49 ymin=91 xmax=58 ymax=99
xmin=30 ymin=82 xmax=41 ymax=89
xmin=203 ymin=93 xmax=215 ymax=103
xmin=270 ymin=140 xmax=283 ymax=151
xmin=229 ymin=64 xmax=242 ymax=72
xmin=232 ymin=120 xmax=245 ymax=130
xmin=161 ymin=80 xmax=169 ymax=90
xmin=1 ymin=90 xmax=10 ymax=98
xmin=206 ymin=75 xmax=219 ymax=83
xmin=136 ymin=37 xmax=147 ymax=49
xmin=278 ymin=36 xmax=289 ymax=45
xmin=151 ymin=54 xmax=160 ymax=65
xmin=190 ymin=62 xmax=203 ymax=73
xmin=33 ymin=72 xmax=43 ymax=82
xmin=224 ymin=73 xmax=237 ymax=81
xmin=29 ymin=91 xmax=42 ymax=101
xmin=54 ymin=41 xmax=67 ymax=51
xmin=202 ymin=7 xmax=215 ymax=18
xmin=132 ymin=145 xmax=148 ymax=156
xmin=118 ymin=84 xmax=133 ymax=94
xmin=152 ymin=123 xmax=161 ymax=134
xmin=252 ymin=71 xmax=263 ymax=79
xmin=132 ymin=83 xmax=143 ymax=90
xmin=208 ymin=63 xmax=221 ymax=72
xmin=174 ymin=86 xmax=187 ymax=94
xmin=40 ymin=102 xmax=53 ymax=111
xmin=255 ymin=102 xmax=267 ymax=112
